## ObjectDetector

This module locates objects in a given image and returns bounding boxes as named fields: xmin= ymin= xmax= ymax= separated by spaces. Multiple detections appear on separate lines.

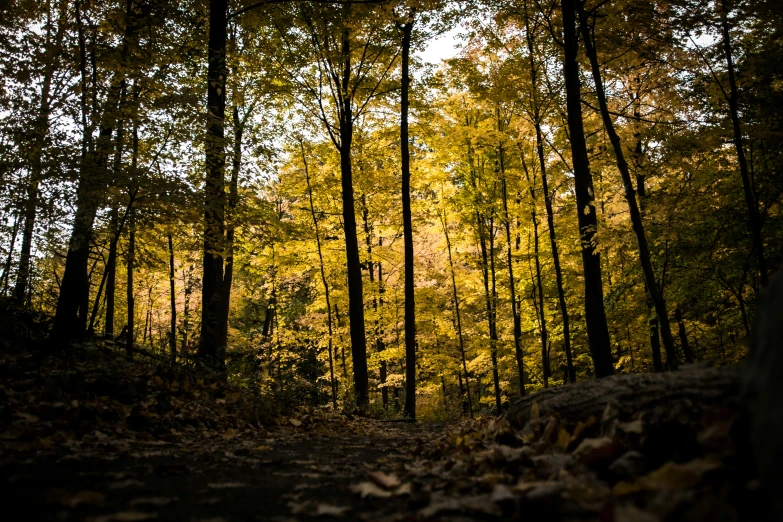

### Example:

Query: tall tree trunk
xmin=218 ymin=105 xmax=242 ymax=351
xmin=400 ymin=17 xmax=417 ymax=420
xmin=499 ymin=133 xmax=526 ymax=396
xmin=441 ymin=211 xmax=473 ymax=417
xmin=1 ymin=213 xmax=20 ymax=295
xmin=718 ymin=0 xmax=767 ymax=288
xmin=199 ymin=0 xmax=228 ymax=372
xmin=675 ymin=308 xmax=694 ymax=364
xmin=485 ymin=215 xmax=502 ymax=412
xmin=50 ymin=0 xmax=137 ymax=349
xmin=302 ymin=141 xmax=337 ymax=410
xmin=520 ymin=151 xmax=550 ymax=387
xmin=377 ymin=249 xmax=388 ymax=410
xmin=15 ymin=0 xmax=68 ymax=303
xmin=337 ymin=25 xmax=369 ymax=409
xmin=522 ymin=0 xmax=574 ymax=382
xmin=334 ymin=303 xmax=348 ymax=382
xmin=578 ymin=8 xmax=678 ymax=370
xmin=168 ymin=234 xmax=176 ymax=365
xmin=182 ymin=265 xmax=192 ymax=354
xmin=126 ymin=203 xmax=135 ymax=359
xmin=559 ymin=0 xmax=613 ymax=377
xmin=104 ymin=207 xmax=119 ymax=338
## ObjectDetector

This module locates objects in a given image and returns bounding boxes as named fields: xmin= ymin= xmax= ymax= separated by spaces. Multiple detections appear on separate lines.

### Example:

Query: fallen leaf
xmin=490 ymin=484 xmax=515 ymax=503
xmin=130 ymin=497 xmax=178 ymax=507
xmin=614 ymin=458 xmax=721 ymax=495
xmin=94 ymin=512 xmax=158 ymax=522
xmin=572 ymin=437 xmax=621 ymax=465
xmin=68 ymin=490 xmax=105 ymax=508
xmin=15 ymin=412 xmax=39 ymax=423
xmin=315 ymin=504 xmax=351 ymax=517
xmin=350 ymin=481 xmax=392 ymax=498
xmin=289 ymin=418 xmax=302 ymax=427
xmin=207 ymin=482 xmax=246 ymax=489
xmin=222 ymin=428 xmax=239 ymax=439
xmin=367 ymin=470 xmax=400 ymax=489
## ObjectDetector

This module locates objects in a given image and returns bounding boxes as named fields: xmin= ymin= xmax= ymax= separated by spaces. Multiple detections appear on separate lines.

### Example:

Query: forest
xmin=0 ymin=0 xmax=781 ymax=520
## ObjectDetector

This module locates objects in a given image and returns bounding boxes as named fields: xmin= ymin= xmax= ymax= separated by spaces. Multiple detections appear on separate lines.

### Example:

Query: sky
xmin=415 ymin=27 xmax=463 ymax=65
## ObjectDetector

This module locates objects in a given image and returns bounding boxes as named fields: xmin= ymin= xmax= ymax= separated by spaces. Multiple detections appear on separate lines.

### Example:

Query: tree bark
xmin=559 ymin=0 xmax=613 ymax=377
xmin=302 ymin=141 xmax=337 ymax=410
xmin=168 ymin=234 xmax=176 ymax=365
xmin=578 ymin=6 xmax=678 ymax=370
xmin=718 ymin=0 xmax=767 ymax=288
xmin=14 ymin=0 xmax=68 ymax=303
xmin=442 ymin=211 xmax=473 ymax=417
xmin=499 ymin=132 xmax=526 ymax=396
xmin=508 ymin=364 xmax=740 ymax=427
xmin=199 ymin=0 xmax=228 ymax=372
xmin=400 ymin=18 xmax=417 ymax=420
xmin=335 ymin=24 xmax=369 ymax=409
xmin=126 ymin=203 xmax=135 ymax=359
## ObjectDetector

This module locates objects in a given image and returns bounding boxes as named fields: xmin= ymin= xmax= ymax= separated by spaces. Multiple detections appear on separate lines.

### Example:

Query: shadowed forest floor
xmin=0 ymin=348 xmax=768 ymax=521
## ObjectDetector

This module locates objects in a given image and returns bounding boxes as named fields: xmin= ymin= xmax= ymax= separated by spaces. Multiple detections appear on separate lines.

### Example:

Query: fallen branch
xmin=507 ymin=364 xmax=742 ymax=427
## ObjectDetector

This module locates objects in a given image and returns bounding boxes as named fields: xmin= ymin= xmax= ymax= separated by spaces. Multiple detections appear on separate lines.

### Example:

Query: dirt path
xmin=2 ymin=421 xmax=445 ymax=522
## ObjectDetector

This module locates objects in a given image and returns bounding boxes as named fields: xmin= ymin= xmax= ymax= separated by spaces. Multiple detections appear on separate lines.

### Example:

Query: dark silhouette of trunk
xmin=334 ymin=303 xmax=348 ymax=381
xmin=302 ymin=141 xmax=337 ymax=410
xmin=499 ymin=127 xmax=526 ymax=396
xmin=104 ymin=206 xmax=119 ymax=338
xmin=126 ymin=203 xmax=136 ymax=359
xmin=578 ymin=6 xmax=678 ymax=371
xmin=377 ymin=250 xmax=388 ymax=410
xmin=649 ymin=316 xmax=663 ymax=371
xmin=199 ymin=0 xmax=228 ymax=372
xmin=520 ymin=152 xmax=550 ymax=387
xmin=1 ymin=213 xmax=20 ymax=295
xmin=523 ymin=0 xmax=574 ymax=382
xmin=441 ymin=211 xmax=472 ymax=417
xmin=168 ymin=234 xmax=176 ymax=365
xmin=50 ymin=0 xmax=138 ymax=349
xmin=399 ymin=17 xmax=417 ymax=420
xmin=15 ymin=0 xmax=68 ymax=303
xmin=676 ymin=308 xmax=694 ymax=364
xmin=481 ymin=215 xmax=502 ymax=412
xmin=334 ymin=25 xmax=369 ymax=409
xmin=182 ymin=265 xmax=193 ymax=354
xmin=719 ymin=0 xmax=767 ymax=287
xmin=218 ymin=105 xmax=242 ymax=352
xmin=559 ymin=0 xmax=613 ymax=377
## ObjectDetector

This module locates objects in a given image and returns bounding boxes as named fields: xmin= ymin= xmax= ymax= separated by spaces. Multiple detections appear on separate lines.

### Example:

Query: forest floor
xmin=0 ymin=345 xmax=768 ymax=522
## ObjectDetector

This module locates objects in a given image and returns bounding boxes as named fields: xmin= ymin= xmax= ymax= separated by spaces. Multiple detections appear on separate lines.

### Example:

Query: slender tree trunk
xmin=559 ymin=0 xmax=613 ymax=377
xmin=718 ymin=0 xmax=767 ymax=287
xmin=218 ymin=105 xmax=242 ymax=352
xmin=578 ymin=7 xmax=678 ymax=370
xmin=336 ymin=24 xmax=369 ymax=409
xmin=675 ymin=308 xmax=694 ymax=364
xmin=520 ymin=151 xmax=550 ymax=387
xmin=302 ymin=141 xmax=337 ymax=410
xmin=126 ymin=203 xmax=135 ymax=359
xmin=199 ymin=0 xmax=228 ymax=372
xmin=183 ymin=265 xmax=192 ymax=355
xmin=334 ymin=303 xmax=348 ymax=382
xmin=499 ymin=135 xmax=526 ymax=396
xmin=104 ymin=207 xmax=119 ymax=338
xmin=523 ymin=0 xmax=573 ymax=383
xmin=15 ymin=0 xmax=68 ymax=303
xmin=1 ymin=213 xmax=20 ymax=295
xmin=441 ymin=211 xmax=473 ymax=417
xmin=486 ymin=215 xmax=503 ymax=412
xmin=398 ymin=17 xmax=417 ymax=420
xmin=50 ymin=0 xmax=137 ymax=349
xmin=377 ymin=250 xmax=388 ymax=410
xmin=168 ymin=234 xmax=176 ymax=365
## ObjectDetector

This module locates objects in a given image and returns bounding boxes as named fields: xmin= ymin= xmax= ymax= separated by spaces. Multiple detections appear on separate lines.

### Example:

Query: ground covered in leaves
xmin=0 ymin=347 xmax=767 ymax=521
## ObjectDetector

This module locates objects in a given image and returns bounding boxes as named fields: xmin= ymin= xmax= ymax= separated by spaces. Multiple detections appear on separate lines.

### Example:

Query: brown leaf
xmin=367 ymin=470 xmax=400 ymax=489
xmin=94 ymin=512 xmax=158 ymax=522
xmin=614 ymin=458 xmax=722 ymax=495
xmin=222 ymin=428 xmax=239 ymax=439
xmin=315 ymin=504 xmax=351 ymax=517
xmin=349 ymin=481 xmax=392 ymax=498
xmin=289 ymin=418 xmax=302 ymax=427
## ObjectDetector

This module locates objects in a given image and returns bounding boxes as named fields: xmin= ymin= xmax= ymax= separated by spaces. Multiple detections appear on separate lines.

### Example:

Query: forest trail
xmin=2 ymin=420 xmax=445 ymax=521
